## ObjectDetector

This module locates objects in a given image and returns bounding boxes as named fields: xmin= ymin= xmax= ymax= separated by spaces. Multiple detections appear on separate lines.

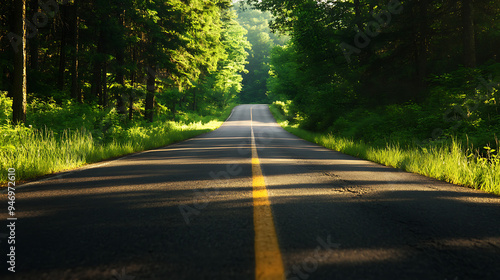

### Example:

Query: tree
xmin=11 ymin=0 xmax=27 ymax=124
xmin=145 ymin=63 xmax=155 ymax=122
xmin=192 ymin=8 xmax=250 ymax=109
xmin=68 ymin=2 xmax=80 ymax=101
xmin=236 ymin=4 xmax=287 ymax=103
xmin=0 ymin=0 xmax=267 ymax=125
xmin=248 ymin=0 xmax=500 ymax=132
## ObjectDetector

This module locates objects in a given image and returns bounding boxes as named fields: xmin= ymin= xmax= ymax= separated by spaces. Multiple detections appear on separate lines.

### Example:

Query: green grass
xmin=269 ymin=104 xmax=500 ymax=195
xmin=0 ymin=99 xmax=233 ymax=186
xmin=0 ymin=121 xmax=224 ymax=185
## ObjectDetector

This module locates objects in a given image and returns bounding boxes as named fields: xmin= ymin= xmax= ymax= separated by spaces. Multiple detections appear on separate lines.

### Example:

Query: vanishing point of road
xmin=1 ymin=104 xmax=500 ymax=280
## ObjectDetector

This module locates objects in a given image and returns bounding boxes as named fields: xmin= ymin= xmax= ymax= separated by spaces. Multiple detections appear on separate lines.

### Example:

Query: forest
xmin=257 ymin=0 xmax=500 ymax=141
xmin=2 ymin=0 xmax=252 ymax=121
xmin=254 ymin=0 xmax=500 ymax=192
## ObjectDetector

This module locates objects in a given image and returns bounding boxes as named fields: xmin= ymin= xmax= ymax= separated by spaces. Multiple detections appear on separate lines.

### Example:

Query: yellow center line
xmin=251 ymin=107 xmax=285 ymax=280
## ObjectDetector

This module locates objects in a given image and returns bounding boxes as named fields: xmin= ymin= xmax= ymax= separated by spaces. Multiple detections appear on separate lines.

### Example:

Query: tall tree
xmin=57 ymin=3 xmax=68 ymax=91
xmin=11 ymin=0 xmax=27 ymax=124
xmin=145 ymin=63 xmax=156 ymax=122
xmin=414 ymin=0 xmax=429 ymax=91
xmin=28 ymin=0 xmax=39 ymax=72
xmin=192 ymin=8 xmax=250 ymax=109
xmin=69 ymin=2 xmax=80 ymax=101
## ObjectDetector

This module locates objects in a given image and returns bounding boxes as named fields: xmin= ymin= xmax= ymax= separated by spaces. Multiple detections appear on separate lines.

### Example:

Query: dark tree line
xmin=1 ymin=0 xmax=250 ymax=124
xmin=249 ymin=0 xmax=500 ymax=132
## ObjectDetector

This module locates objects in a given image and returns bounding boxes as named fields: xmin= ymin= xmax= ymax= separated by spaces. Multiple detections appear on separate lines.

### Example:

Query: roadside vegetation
xmin=270 ymin=102 xmax=500 ymax=195
xmin=244 ymin=0 xmax=500 ymax=195
xmin=0 ymin=92 xmax=234 ymax=185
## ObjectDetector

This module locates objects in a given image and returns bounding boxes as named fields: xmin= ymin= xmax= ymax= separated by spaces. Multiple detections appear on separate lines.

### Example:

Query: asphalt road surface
xmin=1 ymin=104 xmax=500 ymax=280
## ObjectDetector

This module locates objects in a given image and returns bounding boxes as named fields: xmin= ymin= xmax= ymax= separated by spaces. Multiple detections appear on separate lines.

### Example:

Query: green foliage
xmin=258 ymin=0 xmax=500 ymax=146
xmin=269 ymin=58 xmax=500 ymax=155
xmin=0 ymin=92 xmax=12 ymax=123
xmin=1 ymin=0 xmax=249 ymax=124
xmin=269 ymin=104 xmax=500 ymax=195
xmin=0 ymin=95 xmax=234 ymax=185
xmin=267 ymin=45 xmax=299 ymax=102
xmin=182 ymin=8 xmax=250 ymax=111
xmin=236 ymin=3 xmax=289 ymax=103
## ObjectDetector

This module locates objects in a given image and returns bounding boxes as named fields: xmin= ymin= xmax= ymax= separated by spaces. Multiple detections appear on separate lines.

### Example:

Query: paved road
xmin=1 ymin=104 xmax=500 ymax=280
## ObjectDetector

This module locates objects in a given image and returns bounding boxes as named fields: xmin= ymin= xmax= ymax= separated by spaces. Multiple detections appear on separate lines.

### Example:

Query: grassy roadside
xmin=0 ymin=105 xmax=234 ymax=186
xmin=268 ymin=104 xmax=500 ymax=195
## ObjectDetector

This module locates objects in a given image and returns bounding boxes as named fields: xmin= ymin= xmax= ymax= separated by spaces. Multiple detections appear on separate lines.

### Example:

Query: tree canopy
xmin=249 ymin=0 xmax=500 ymax=138
xmin=235 ymin=2 xmax=288 ymax=103
xmin=1 ymin=0 xmax=251 ymax=122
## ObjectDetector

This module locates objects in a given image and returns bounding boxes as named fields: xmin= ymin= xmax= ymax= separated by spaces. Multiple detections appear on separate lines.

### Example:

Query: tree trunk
xmin=415 ymin=0 xmax=428 ymax=94
xmin=129 ymin=94 xmax=134 ymax=121
xmin=12 ymin=0 xmax=27 ymax=124
xmin=91 ymin=29 xmax=104 ymax=102
xmin=57 ymin=4 xmax=69 ymax=91
xmin=116 ymin=49 xmax=126 ymax=113
xmin=91 ymin=59 xmax=102 ymax=101
xmin=27 ymin=0 xmax=39 ymax=95
xmin=145 ymin=64 xmax=156 ymax=122
xmin=462 ymin=0 xmax=476 ymax=68
xmin=180 ymin=94 xmax=185 ymax=110
xmin=102 ymin=62 xmax=108 ymax=107
xmin=116 ymin=11 xmax=126 ymax=114
xmin=69 ymin=3 xmax=80 ymax=101
xmin=129 ymin=47 xmax=136 ymax=120
xmin=29 ymin=0 xmax=38 ymax=71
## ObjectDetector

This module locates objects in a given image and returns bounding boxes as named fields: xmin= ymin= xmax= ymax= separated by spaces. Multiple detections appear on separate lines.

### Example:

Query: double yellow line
xmin=251 ymin=107 xmax=285 ymax=280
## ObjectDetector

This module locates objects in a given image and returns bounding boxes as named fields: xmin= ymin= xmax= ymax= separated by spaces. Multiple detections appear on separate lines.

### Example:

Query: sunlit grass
xmin=269 ymin=104 xmax=500 ymax=195
xmin=0 ymin=119 xmax=224 ymax=186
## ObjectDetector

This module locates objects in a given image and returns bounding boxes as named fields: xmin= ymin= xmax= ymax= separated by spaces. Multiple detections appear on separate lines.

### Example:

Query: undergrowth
xmin=269 ymin=103 xmax=500 ymax=195
xmin=0 ymin=93 xmax=233 ymax=185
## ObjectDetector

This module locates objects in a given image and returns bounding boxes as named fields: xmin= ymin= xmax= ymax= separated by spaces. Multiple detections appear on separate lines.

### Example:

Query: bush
xmin=0 ymin=91 xmax=12 ymax=124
